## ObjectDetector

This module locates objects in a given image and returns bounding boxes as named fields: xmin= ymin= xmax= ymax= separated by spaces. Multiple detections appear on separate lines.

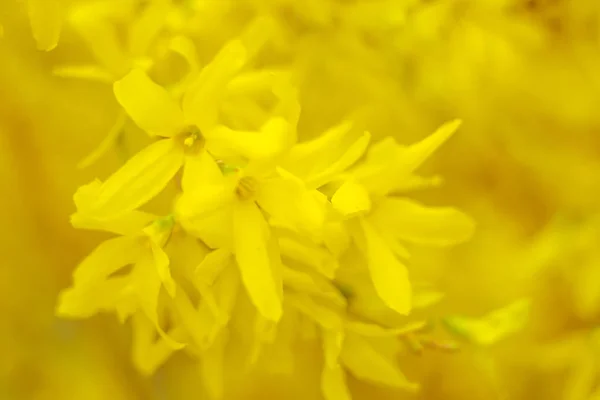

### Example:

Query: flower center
xmin=235 ymin=176 xmax=259 ymax=201
xmin=179 ymin=125 xmax=204 ymax=154
xmin=143 ymin=214 xmax=176 ymax=247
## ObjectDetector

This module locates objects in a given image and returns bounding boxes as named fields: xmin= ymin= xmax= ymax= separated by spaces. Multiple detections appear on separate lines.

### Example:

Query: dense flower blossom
xmin=53 ymin=10 xmax=476 ymax=396
xmin=5 ymin=0 xmax=600 ymax=399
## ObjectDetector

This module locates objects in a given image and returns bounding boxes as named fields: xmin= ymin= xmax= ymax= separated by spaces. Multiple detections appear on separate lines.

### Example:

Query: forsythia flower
xmin=20 ymin=0 xmax=489 ymax=399
xmin=8 ymin=0 xmax=600 ymax=399
xmin=57 ymin=27 xmax=475 ymax=400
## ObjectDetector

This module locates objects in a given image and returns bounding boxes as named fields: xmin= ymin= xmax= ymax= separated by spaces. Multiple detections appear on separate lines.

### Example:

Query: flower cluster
xmin=44 ymin=1 xmax=478 ymax=399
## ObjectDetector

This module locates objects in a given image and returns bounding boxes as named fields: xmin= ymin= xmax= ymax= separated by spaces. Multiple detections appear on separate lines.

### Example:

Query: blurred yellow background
xmin=2 ymin=0 xmax=600 ymax=399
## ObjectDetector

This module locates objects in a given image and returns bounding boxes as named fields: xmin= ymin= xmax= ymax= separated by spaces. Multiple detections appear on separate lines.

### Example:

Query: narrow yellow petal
xmin=331 ymin=180 xmax=371 ymax=217
xmin=248 ymin=314 xmax=278 ymax=366
xmin=287 ymin=293 xmax=343 ymax=330
xmin=150 ymin=241 xmax=176 ymax=297
xmin=257 ymin=175 xmax=327 ymax=235
xmin=206 ymin=117 xmax=292 ymax=160
xmin=72 ymin=236 xmax=145 ymax=288
xmin=323 ymin=329 xmax=344 ymax=368
xmin=181 ymin=150 xmax=224 ymax=193
xmin=169 ymin=35 xmax=200 ymax=73
xmin=354 ymin=120 xmax=460 ymax=196
xmin=176 ymin=179 xmax=232 ymax=220
xmin=77 ymin=112 xmax=127 ymax=169
xmin=370 ymin=197 xmax=476 ymax=247
xmin=194 ymin=248 xmax=232 ymax=288
xmin=282 ymin=266 xmax=345 ymax=307
xmin=360 ymin=219 xmax=412 ymax=315
xmin=183 ymin=39 xmax=247 ymax=131
xmin=127 ymin=0 xmax=170 ymax=58
xmin=321 ymin=331 xmax=351 ymax=400
xmin=321 ymin=222 xmax=351 ymax=258
xmin=174 ymin=287 xmax=218 ymax=350
xmin=28 ymin=0 xmax=63 ymax=51
xmin=114 ymin=69 xmax=185 ymax=136
xmin=180 ymin=204 xmax=234 ymax=250
xmin=239 ymin=15 xmax=276 ymax=59
xmin=91 ymin=139 xmax=184 ymax=217
xmin=263 ymin=310 xmax=297 ymax=374
xmin=340 ymin=333 xmax=418 ymax=390
xmin=56 ymin=277 xmax=130 ymax=318
xmin=279 ymin=237 xmax=338 ymax=279
xmin=443 ymin=299 xmax=530 ymax=346
xmin=53 ymin=65 xmax=114 ymax=83
xmin=213 ymin=266 xmax=240 ymax=325
xmin=233 ymin=200 xmax=282 ymax=321
xmin=227 ymin=69 xmax=291 ymax=96
xmin=71 ymin=210 xmax=156 ymax=237
xmin=69 ymin=6 xmax=129 ymax=75
xmin=133 ymin=257 xmax=186 ymax=349
xmin=400 ymin=119 xmax=462 ymax=173
xmin=288 ymin=121 xmax=353 ymax=166
xmin=308 ymin=131 xmax=371 ymax=189
xmin=345 ymin=320 xmax=427 ymax=337
xmin=132 ymin=311 xmax=183 ymax=376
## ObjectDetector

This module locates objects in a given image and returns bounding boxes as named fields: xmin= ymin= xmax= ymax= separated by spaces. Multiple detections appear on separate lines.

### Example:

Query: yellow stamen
xmin=235 ymin=176 xmax=259 ymax=201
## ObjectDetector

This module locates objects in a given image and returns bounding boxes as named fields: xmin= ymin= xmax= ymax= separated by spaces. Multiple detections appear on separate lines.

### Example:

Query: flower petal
xmin=360 ymin=218 xmax=412 ymax=315
xmin=194 ymin=248 xmax=232 ymax=288
xmin=181 ymin=150 xmax=224 ymax=193
xmin=340 ymin=333 xmax=418 ymax=390
xmin=331 ymin=180 xmax=371 ymax=217
xmin=443 ymin=299 xmax=530 ymax=346
xmin=233 ymin=201 xmax=282 ymax=321
xmin=133 ymin=256 xmax=186 ymax=350
xmin=77 ymin=111 xmax=127 ymax=169
xmin=279 ymin=237 xmax=338 ymax=279
xmin=257 ymin=172 xmax=327 ymax=234
xmin=56 ymin=277 xmax=130 ymax=318
xmin=71 ymin=236 xmax=145 ymax=288
xmin=308 ymin=131 xmax=371 ymax=189
xmin=114 ymin=69 xmax=185 ymax=136
xmin=132 ymin=312 xmax=183 ymax=376
xmin=69 ymin=5 xmax=129 ymax=76
xmin=127 ymin=0 xmax=170 ymax=58
xmin=287 ymin=293 xmax=343 ymax=330
xmin=173 ymin=288 xmax=218 ymax=350
xmin=28 ymin=0 xmax=63 ymax=51
xmin=181 ymin=205 xmax=234 ymax=250
xmin=370 ymin=197 xmax=476 ymax=247
xmin=149 ymin=241 xmax=176 ymax=298
xmin=183 ymin=39 xmax=247 ymax=131
xmin=400 ymin=119 xmax=461 ymax=173
xmin=206 ymin=117 xmax=292 ymax=160
xmin=354 ymin=120 xmax=461 ymax=196
xmin=53 ymin=64 xmax=114 ymax=83
xmin=90 ymin=139 xmax=184 ymax=218
xmin=321 ymin=330 xmax=351 ymax=400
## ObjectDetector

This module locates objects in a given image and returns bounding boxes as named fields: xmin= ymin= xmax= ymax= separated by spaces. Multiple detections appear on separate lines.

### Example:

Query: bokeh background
xmin=2 ymin=0 xmax=600 ymax=399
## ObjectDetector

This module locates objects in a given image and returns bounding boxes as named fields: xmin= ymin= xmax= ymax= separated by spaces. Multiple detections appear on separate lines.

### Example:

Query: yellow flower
xmin=176 ymin=158 xmax=329 ymax=322
xmin=74 ymin=41 xmax=291 ymax=220
xmin=57 ymin=208 xmax=184 ymax=348
xmin=329 ymin=119 xmax=475 ymax=315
